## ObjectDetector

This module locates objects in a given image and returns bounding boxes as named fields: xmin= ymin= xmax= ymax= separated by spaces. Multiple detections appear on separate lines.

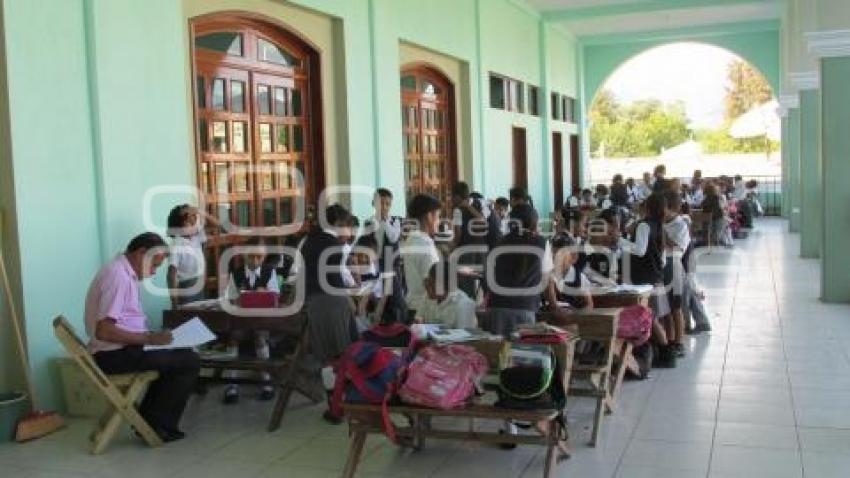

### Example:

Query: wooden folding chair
xmin=543 ymin=310 xmax=619 ymax=447
xmin=52 ymin=316 xmax=163 ymax=454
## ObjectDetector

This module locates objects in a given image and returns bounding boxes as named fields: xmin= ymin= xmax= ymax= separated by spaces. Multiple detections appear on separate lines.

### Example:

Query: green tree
xmin=724 ymin=60 xmax=772 ymax=121
xmin=589 ymin=93 xmax=690 ymax=158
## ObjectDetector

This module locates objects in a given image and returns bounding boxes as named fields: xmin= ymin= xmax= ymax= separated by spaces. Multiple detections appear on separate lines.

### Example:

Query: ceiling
xmin=524 ymin=0 xmax=783 ymax=38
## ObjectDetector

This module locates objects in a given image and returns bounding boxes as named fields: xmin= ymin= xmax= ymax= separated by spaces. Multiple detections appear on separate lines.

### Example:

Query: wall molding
xmin=806 ymin=29 xmax=850 ymax=58
xmin=789 ymin=71 xmax=819 ymax=91
xmin=779 ymin=94 xmax=799 ymax=113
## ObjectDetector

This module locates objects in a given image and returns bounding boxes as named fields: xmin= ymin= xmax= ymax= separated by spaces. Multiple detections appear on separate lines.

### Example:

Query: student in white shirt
xmin=550 ymin=234 xmax=594 ymax=310
xmin=662 ymin=191 xmax=690 ymax=357
xmin=401 ymin=194 xmax=443 ymax=322
xmin=364 ymin=188 xmax=402 ymax=262
xmin=166 ymin=205 xmax=217 ymax=306
xmin=565 ymin=187 xmax=581 ymax=210
xmin=636 ymin=172 xmax=653 ymax=202
xmin=424 ymin=261 xmax=477 ymax=329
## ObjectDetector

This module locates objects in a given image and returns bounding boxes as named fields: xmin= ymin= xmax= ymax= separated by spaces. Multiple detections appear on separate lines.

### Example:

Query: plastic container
xmin=0 ymin=391 xmax=27 ymax=441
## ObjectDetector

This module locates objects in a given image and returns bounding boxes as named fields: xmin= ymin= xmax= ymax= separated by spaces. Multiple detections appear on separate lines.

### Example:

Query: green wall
xmin=0 ymin=0 xmax=581 ymax=407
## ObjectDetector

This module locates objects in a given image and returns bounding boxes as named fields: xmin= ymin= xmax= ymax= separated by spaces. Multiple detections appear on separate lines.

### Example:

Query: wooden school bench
xmin=162 ymin=307 xmax=319 ymax=431
xmin=340 ymin=336 xmax=578 ymax=478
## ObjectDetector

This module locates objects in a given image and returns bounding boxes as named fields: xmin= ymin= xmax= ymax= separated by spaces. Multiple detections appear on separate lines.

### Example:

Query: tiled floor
xmin=3 ymin=218 xmax=850 ymax=478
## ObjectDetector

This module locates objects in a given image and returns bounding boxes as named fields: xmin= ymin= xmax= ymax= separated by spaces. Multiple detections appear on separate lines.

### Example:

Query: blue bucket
xmin=0 ymin=391 xmax=28 ymax=441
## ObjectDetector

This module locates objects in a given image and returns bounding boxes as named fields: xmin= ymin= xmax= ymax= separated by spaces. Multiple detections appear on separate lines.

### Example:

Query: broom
xmin=0 ymin=211 xmax=64 ymax=441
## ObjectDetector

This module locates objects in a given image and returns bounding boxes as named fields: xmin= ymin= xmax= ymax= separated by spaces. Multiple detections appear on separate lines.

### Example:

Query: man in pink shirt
xmin=85 ymin=232 xmax=200 ymax=442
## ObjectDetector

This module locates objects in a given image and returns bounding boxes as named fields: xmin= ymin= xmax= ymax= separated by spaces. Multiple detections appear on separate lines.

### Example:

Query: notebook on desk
xmin=238 ymin=290 xmax=279 ymax=308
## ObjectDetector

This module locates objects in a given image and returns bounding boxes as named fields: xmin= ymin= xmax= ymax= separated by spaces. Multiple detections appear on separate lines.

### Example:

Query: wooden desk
xmin=589 ymin=291 xmax=650 ymax=379
xmin=163 ymin=307 xmax=317 ymax=432
xmin=341 ymin=338 xmax=577 ymax=478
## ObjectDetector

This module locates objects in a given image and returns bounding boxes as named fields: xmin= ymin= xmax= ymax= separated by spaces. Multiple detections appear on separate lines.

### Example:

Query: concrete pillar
xmin=798 ymin=86 xmax=822 ymax=258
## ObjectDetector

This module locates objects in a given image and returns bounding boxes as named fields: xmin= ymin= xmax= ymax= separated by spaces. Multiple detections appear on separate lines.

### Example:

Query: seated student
xmin=509 ymin=186 xmax=531 ymax=209
xmin=662 ymin=191 xmax=690 ymax=357
xmin=424 ymin=261 xmax=478 ymax=329
xmin=579 ymin=188 xmax=596 ymax=209
xmin=401 ymin=194 xmax=443 ymax=322
xmin=222 ymin=237 xmax=280 ymax=404
xmin=166 ymin=204 xmax=218 ymax=306
xmin=488 ymin=196 xmax=508 ymax=249
xmin=86 ymin=233 xmax=200 ymax=442
xmin=301 ymin=204 xmax=359 ymax=422
xmin=565 ymin=187 xmax=582 ymax=210
xmin=485 ymin=204 xmax=564 ymax=337
xmin=595 ymin=184 xmax=613 ymax=210
xmin=615 ymin=193 xmax=676 ymax=367
xmin=550 ymin=234 xmax=594 ymax=310
xmin=583 ymin=208 xmax=621 ymax=285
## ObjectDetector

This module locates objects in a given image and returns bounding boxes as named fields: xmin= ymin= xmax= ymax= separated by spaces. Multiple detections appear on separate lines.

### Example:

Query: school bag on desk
xmin=496 ymin=326 xmax=570 ymax=411
xmin=398 ymin=344 xmax=488 ymax=409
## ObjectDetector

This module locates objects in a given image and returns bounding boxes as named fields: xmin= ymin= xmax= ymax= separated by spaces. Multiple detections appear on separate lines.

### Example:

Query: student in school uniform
xmin=451 ymin=181 xmax=488 ymax=300
xmin=595 ymin=184 xmax=613 ymax=210
xmin=610 ymin=174 xmax=630 ymax=209
xmin=424 ymin=261 xmax=478 ymax=329
xmin=652 ymin=164 xmax=668 ymax=192
xmin=509 ymin=186 xmax=531 ymax=209
xmin=363 ymin=188 xmax=403 ymax=271
xmin=579 ymin=188 xmax=596 ymax=209
xmin=86 ymin=233 xmax=200 ymax=442
xmin=617 ymin=193 xmax=676 ymax=367
xmin=485 ymin=204 xmax=564 ymax=337
xmin=565 ymin=187 xmax=582 ymax=210
xmin=550 ymin=234 xmax=594 ymax=310
xmin=301 ymin=204 xmax=360 ymax=422
xmin=401 ymin=194 xmax=443 ymax=322
xmin=166 ymin=204 xmax=218 ymax=306
xmin=222 ymin=237 xmax=280 ymax=404
xmin=625 ymin=177 xmax=639 ymax=206
xmin=662 ymin=191 xmax=690 ymax=357
xmin=636 ymin=172 xmax=654 ymax=202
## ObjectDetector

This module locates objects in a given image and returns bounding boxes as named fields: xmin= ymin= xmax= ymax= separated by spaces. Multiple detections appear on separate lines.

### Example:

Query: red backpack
xmin=398 ymin=344 xmax=488 ymax=410
xmin=617 ymin=305 xmax=653 ymax=347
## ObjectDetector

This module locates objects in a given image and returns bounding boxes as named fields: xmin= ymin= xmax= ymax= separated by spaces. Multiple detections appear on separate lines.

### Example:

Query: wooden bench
xmin=540 ymin=308 xmax=625 ymax=447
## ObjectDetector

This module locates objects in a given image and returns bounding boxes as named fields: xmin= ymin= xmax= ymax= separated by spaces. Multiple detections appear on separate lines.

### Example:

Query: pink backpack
xmin=398 ymin=345 xmax=488 ymax=409
xmin=618 ymin=305 xmax=653 ymax=347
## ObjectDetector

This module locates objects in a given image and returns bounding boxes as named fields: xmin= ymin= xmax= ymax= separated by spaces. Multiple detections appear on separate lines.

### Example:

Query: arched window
xmin=191 ymin=14 xmax=324 ymax=286
xmin=400 ymin=66 xmax=456 ymax=206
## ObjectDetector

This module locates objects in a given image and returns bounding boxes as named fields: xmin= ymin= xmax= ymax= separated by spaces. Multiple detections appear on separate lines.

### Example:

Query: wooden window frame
xmin=489 ymin=72 xmax=525 ymax=113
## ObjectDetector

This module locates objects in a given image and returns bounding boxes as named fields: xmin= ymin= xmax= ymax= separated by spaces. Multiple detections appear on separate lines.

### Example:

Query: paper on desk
xmin=144 ymin=317 xmax=217 ymax=351
xmin=610 ymin=284 xmax=653 ymax=294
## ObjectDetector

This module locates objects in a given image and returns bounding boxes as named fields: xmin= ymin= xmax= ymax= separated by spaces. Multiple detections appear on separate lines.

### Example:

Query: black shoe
xmin=223 ymin=385 xmax=240 ymax=405
xmin=652 ymin=346 xmax=677 ymax=368
xmin=693 ymin=323 xmax=712 ymax=333
xmin=498 ymin=429 xmax=517 ymax=450
xmin=673 ymin=343 xmax=686 ymax=357
xmin=157 ymin=428 xmax=186 ymax=443
xmin=322 ymin=410 xmax=343 ymax=425
xmin=259 ymin=385 xmax=275 ymax=401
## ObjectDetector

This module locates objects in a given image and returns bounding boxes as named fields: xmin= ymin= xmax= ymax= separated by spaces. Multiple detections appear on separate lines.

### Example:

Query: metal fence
xmin=586 ymin=174 xmax=783 ymax=216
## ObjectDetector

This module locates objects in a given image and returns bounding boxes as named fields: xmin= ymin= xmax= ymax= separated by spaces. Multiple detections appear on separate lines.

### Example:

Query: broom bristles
xmin=15 ymin=410 xmax=65 ymax=442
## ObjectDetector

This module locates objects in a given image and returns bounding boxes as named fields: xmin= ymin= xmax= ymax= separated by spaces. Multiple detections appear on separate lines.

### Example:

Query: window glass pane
xmin=258 ymin=38 xmax=297 ymax=66
xmin=551 ymin=93 xmax=560 ymax=120
xmin=234 ymin=163 xmax=248 ymax=192
xmin=260 ymin=162 xmax=274 ymax=191
xmin=489 ymin=75 xmax=505 ymax=109
xmin=273 ymin=87 xmax=287 ymax=116
xmin=198 ymin=119 xmax=209 ymax=152
xmin=212 ymin=121 xmax=228 ymax=153
xmin=513 ymin=81 xmax=524 ymax=113
xmin=257 ymin=85 xmax=270 ymax=115
xmin=201 ymin=162 xmax=210 ymax=193
xmin=232 ymin=122 xmax=246 ymax=153
xmin=259 ymin=123 xmax=272 ymax=153
xmin=195 ymin=32 xmax=242 ymax=56
xmin=295 ymin=162 xmax=305 ymax=190
xmin=212 ymin=78 xmax=226 ymax=111
xmin=293 ymin=125 xmax=304 ymax=152
xmin=435 ymin=111 xmax=443 ymax=130
xmin=217 ymin=203 xmax=231 ymax=225
xmin=290 ymin=89 xmax=302 ymax=116
xmin=402 ymin=106 xmax=409 ymax=128
xmin=215 ymin=163 xmax=229 ymax=194
xmin=262 ymin=198 xmax=277 ymax=226
xmin=280 ymin=198 xmax=293 ymax=224
xmin=422 ymin=80 xmax=440 ymax=97
xmin=276 ymin=124 xmax=289 ymax=153
xmin=231 ymin=81 xmax=245 ymax=113
xmin=400 ymin=75 xmax=416 ymax=90
xmin=277 ymin=163 xmax=290 ymax=190
xmin=196 ymin=76 xmax=206 ymax=109
xmin=235 ymin=201 xmax=251 ymax=227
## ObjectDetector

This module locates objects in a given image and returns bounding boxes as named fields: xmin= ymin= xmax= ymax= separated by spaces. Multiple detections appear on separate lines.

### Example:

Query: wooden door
xmin=569 ymin=134 xmax=580 ymax=192
xmin=512 ymin=127 xmax=528 ymax=190
xmin=400 ymin=66 xmax=456 ymax=206
xmin=552 ymin=132 xmax=564 ymax=208
xmin=191 ymin=15 xmax=324 ymax=288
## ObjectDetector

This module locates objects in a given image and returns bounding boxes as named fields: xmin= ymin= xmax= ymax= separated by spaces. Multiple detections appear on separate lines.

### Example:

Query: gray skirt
xmin=306 ymin=294 xmax=358 ymax=364
xmin=482 ymin=307 xmax=536 ymax=338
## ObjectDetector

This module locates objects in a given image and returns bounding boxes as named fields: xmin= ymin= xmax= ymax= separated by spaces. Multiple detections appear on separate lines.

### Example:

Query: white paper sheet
xmin=144 ymin=317 xmax=217 ymax=351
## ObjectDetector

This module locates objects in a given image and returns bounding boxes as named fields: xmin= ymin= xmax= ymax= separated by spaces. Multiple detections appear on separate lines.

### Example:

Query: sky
xmin=601 ymin=42 xmax=773 ymax=130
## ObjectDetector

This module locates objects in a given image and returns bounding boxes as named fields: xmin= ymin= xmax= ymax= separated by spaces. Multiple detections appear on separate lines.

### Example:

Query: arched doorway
xmin=190 ymin=13 xmax=324 ymax=286
xmin=400 ymin=65 xmax=456 ymax=206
